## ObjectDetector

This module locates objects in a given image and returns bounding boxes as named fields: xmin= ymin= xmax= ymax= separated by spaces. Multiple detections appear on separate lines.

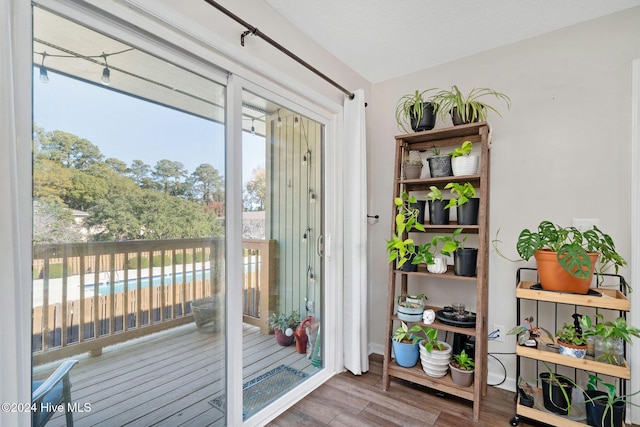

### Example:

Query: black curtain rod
xmin=203 ymin=0 xmax=355 ymax=100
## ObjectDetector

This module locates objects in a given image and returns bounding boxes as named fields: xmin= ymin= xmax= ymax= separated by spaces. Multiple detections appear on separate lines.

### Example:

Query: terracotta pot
xmin=534 ymin=249 xmax=599 ymax=294
xmin=274 ymin=328 xmax=295 ymax=346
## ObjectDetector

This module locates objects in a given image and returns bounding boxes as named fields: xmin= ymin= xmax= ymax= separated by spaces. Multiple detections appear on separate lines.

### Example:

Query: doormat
xmin=208 ymin=365 xmax=309 ymax=420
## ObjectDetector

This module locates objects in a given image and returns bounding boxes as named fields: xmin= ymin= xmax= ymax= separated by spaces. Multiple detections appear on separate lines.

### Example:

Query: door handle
xmin=316 ymin=235 xmax=324 ymax=258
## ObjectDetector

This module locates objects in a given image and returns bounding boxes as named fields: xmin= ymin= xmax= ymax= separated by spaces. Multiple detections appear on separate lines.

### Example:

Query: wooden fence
xmin=32 ymin=238 xmax=275 ymax=364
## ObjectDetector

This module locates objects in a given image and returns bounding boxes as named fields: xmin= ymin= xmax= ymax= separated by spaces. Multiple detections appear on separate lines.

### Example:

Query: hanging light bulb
xmin=309 ymin=271 xmax=316 ymax=283
xmin=277 ymin=109 xmax=282 ymax=128
xmin=294 ymin=116 xmax=300 ymax=128
xmin=101 ymin=54 xmax=110 ymax=85
xmin=39 ymin=52 xmax=49 ymax=84
xmin=251 ymin=119 xmax=255 ymax=135
xmin=309 ymin=189 xmax=316 ymax=204
xmin=302 ymin=231 xmax=307 ymax=243
xmin=302 ymin=150 xmax=310 ymax=165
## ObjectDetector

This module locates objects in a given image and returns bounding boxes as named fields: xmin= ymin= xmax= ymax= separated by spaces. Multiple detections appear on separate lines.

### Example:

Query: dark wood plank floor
xmin=270 ymin=354 xmax=584 ymax=427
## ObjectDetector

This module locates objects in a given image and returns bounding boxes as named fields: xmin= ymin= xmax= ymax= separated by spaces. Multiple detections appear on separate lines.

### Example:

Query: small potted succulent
xmin=449 ymin=349 xmax=475 ymax=387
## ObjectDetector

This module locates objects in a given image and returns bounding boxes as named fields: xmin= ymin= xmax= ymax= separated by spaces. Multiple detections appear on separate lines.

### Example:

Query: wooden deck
xmin=33 ymin=323 xmax=315 ymax=426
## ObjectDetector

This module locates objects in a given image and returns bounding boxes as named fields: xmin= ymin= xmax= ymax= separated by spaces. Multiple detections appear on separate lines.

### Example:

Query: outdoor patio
xmin=33 ymin=323 xmax=316 ymax=426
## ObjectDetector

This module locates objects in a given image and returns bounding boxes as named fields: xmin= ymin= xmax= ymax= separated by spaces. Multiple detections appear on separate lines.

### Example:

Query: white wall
xmin=368 ymin=6 xmax=640 ymax=390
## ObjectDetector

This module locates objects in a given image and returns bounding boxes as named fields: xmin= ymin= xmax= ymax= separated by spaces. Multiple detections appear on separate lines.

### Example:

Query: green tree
xmin=128 ymin=160 xmax=156 ymax=189
xmin=35 ymin=129 xmax=104 ymax=170
xmin=33 ymin=158 xmax=73 ymax=203
xmin=105 ymin=157 xmax=128 ymax=174
xmin=243 ymin=165 xmax=265 ymax=211
xmin=152 ymin=159 xmax=187 ymax=196
xmin=190 ymin=163 xmax=224 ymax=204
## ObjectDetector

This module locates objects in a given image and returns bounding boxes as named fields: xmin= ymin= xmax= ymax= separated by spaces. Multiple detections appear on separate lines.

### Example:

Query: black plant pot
xmin=451 ymin=106 xmax=482 ymax=126
xmin=427 ymin=155 xmax=453 ymax=178
xmin=585 ymin=390 xmax=609 ymax=426
xmin=453 ymin=248 xmax=477 ymax=277
xmin=586 ymin=391 xmax=625 ymax=427
xmin=456 ymin=198 xmax=479 ymax=225
xmin=410 ymin=102 xmax=436 ymax=132
xmin=540 ymin=373 xmax=573 ymax=416
xmin=428 ymin=200 xmax=450 ymax=225
xmin=399 ymin=253 xmax=418 ymax=272
xmin=410 ymin=200 xmax=426 ymax=225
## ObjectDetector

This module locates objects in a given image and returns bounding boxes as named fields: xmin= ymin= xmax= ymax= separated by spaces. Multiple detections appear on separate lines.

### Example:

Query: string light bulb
xmin=302 ymin=150 xmax=310 ymax=165
xmin=39 ymin=52 xmax=49 ymax=83
xmin=309 ymin=189 xmax=316 ymax=204
xmin=277 ymin=109 xmax=282 ymax=128
xmin=294 ymin=116 xmax=300 ymax=128
xmin=101 ymin=53 xmax=110 ymax=85
xmin=302 ymin=227 xmax=311 ymax=243
xmin=251 ymin=119 xmax=255 ymax=135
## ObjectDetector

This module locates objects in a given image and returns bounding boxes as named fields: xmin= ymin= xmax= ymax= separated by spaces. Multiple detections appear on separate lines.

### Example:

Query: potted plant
xmin=391 ymin=321 xmax=424 ymax=367
xmin=450 ymin=140 xmax=480 ymax=176
xmin=432 ymin=85 xmax=511 ymax=125
xmin=441 ymin=228 xmax=477 ymax=277
xmin=426 ymin=146 xmax=453 ymax=178
xmin=555 ymin=321 xmax=587 ymax=359
xmin=402 ymin=151 xmax=424 ymax=180
xmin=507 ymin=316 xmax=554 ymax=348
xmin=540 ymin=369 xmax=575 ymax=416
xmin=444 ymin=182 xmax=479 ymax=225
xmin=395 ymin=89 xmax=438 ymax=133
xmin=413 ymin=234 xmax=450 ymax=274
xmin=515 ymin=221 xmax=627 ymax=294
xmin=581 ymin=314 xmax=640 ymax=366
xmin=584 ymin=374 xmax=640 ymax=427
xmin=418 ymin=327 xmax=452 ymax=378
xmin=449 ymin=349 xmax=475 ymax=387
xmin=386 ymin=192 xmax=426 ymax=272
xmin=396 ymin=293 xmax=426 ymax=322
xmin=267 ymin=310 xmax=301 ymax=346
xmin=426 ymin=186 xmax=450 ymax=225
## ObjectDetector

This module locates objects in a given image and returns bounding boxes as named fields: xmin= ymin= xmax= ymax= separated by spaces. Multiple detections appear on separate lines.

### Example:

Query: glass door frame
xmin=26 ymin=2 xmax=343 ymax=425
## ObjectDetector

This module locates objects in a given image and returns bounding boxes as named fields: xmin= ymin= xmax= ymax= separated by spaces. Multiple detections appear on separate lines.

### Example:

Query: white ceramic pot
xmin=427 ymin=257 xmax=447 ymax=274
xmin=419 ymin=341 xmax=452 ymax=378
xmin=452 ymin=155 xmax=479 ymax=176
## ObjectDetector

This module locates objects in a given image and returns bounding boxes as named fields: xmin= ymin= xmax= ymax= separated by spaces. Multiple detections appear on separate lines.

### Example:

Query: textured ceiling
xmin=264 ymin=0 xmax=640 ymax=82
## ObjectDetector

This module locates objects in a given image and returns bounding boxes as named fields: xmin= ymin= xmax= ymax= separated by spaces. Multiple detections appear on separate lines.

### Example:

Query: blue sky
xmin=33 ymin=70 xmax=264 ymax=184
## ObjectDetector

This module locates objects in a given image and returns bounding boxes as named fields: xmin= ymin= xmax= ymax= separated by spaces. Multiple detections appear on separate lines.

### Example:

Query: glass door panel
xmin=239 ymin=90 xmax=324 ymax=420
xmin=32 ymin=6 xmax=227 ymax=425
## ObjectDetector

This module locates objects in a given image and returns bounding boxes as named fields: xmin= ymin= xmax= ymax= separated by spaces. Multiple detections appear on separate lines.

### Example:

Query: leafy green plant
xmin=392 ymin=321 xmax=426 ymax=344
xmin=516 ymin=220 xmax=627 ymax=286
xmin=451 ymin=140 xmax=473 ymax=158
xmin=507 ymin=316 xmax=554 ymax=345
xmin=402 ymin=154 xmax=423 ymax=166
xmin=267 ymin=310 xmax=301 ymax=331
xmin=432 ymin=85 xmax=511 ymax=123
xmin=422 ymin=327 xmax=446 ymax=352
xmin=395 ymin=89 xmax=437 ymax=133
xmin=581 ymin=314 xmax=640 ymax=344
xmin=427 ymin=186 xmax=443 ymax=201
xmin=396 ymin=293 xmax=426 ymax=308
xmin=586 ymin=374 xmax=640 ymax=427
xmin=444 ymin=182 xmax=476 ymax=208
xmin=540 ymin=362 xmax=577 ymax=416
xmin=412 ymin=235 xmax=452 ymax=265
xmin=556 ymin=322 xmax=587 ymax=346
xmin=440 ymin=228 xmax=466 ymax=255
xmin=430 ymin=146 xmax=441 ymax=156
xmin=451 ymin=350 xmax=475 ymax=371
xmin=386 ymin=192 xmax=426 ymax=267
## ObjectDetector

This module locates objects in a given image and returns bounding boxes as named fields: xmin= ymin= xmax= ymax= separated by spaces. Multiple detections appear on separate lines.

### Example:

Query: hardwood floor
xmin=271 ymin=354 xmax=558 ymax=427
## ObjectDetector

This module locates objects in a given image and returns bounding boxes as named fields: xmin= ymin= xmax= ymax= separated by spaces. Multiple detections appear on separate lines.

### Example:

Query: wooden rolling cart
xmin=510 ymin=268 xmax=630 ymax=426
xmin=382 ymin=122 xmax=491 ymax=422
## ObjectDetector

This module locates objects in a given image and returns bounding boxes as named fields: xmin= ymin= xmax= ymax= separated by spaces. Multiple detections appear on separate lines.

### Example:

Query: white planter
xmin=419 ymin=341 xmax=452 ymax=378
xmin=452 ymin=155 xmax=479 ymax=176
xmin=427 ymin=257 xmax=447 ymax=274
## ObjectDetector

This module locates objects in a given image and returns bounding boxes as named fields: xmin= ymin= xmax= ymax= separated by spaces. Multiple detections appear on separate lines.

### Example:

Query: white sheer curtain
xmin=342 ymin=89 xmax=369 ymax=374
xmin=0 ymin=1 xmax=32 ymax=425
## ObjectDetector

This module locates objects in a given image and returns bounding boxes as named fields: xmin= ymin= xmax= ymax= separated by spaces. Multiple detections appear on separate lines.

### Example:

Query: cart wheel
xmin=509 ymin=415 xmax=520 ymax=426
